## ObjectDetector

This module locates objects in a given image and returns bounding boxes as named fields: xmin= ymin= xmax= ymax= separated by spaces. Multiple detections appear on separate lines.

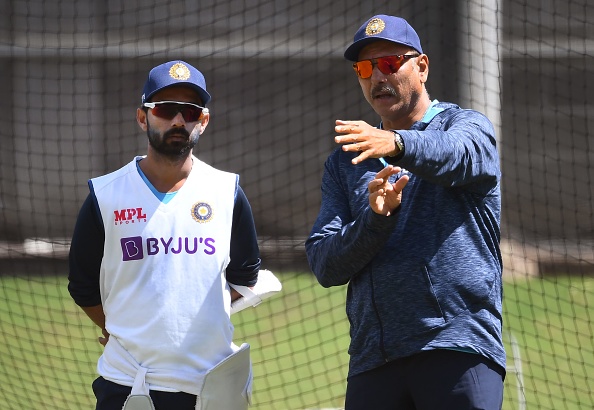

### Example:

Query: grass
xmin=502 ymin=276 xmax=594 ymax=409
xmin=0 ymin=273 xmax=593 ymax=409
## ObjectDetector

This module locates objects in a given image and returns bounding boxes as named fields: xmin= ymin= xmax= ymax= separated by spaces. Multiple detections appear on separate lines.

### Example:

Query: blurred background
xmin=0 ymin=0 xmax=593 ymax=409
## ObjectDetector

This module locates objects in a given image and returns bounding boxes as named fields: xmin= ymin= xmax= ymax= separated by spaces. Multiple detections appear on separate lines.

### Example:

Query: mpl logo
xmin=121 ymin=236 xmax=144 ymax=261
xmin=114 ymin=208 xmax=147 ymax=225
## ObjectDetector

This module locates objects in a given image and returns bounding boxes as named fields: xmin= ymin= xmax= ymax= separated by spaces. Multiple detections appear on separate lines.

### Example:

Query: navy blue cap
xmin=141 ymin=60 xmax=211 ymax=105
xmin=344 ymin=15 xmax=423 ymax=61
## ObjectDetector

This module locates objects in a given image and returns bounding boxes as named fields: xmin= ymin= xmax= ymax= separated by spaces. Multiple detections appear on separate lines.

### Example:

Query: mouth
xmin=164 ymin=129 xmax=190 ymax=142
xmin=165 ymin=136 xmax=187 ymax=146
xmin=373 ymin=93 xmax=394 ymax=101
xmin=167 ymin=134 xmax=187 ymax=140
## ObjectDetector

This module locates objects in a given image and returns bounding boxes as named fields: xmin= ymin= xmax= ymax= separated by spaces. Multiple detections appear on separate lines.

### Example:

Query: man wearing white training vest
xmin=68 ymin=60 xmax=261 ymax=409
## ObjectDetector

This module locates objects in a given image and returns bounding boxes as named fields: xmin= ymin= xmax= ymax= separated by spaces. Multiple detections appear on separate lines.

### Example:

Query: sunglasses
xmin=353 ymin=54 xmax=419 ymax=79
xmin=143 ymin=101 xmax=209 ymax=122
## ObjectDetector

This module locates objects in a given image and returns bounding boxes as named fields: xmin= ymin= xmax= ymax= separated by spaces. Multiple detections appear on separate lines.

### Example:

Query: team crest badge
xmin=169 ymin=62 xmax=191 ymax=81
xmin=365 ymin=18 xmax=386 ymax=36
xmin=191 ymin=202 xmax=213 ymax=223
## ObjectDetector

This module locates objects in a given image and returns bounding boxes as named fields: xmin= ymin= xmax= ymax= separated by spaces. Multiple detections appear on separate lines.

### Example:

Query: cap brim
xmin=344 ymin=37 xmax=421 ymax=61
xmin=344 ymin=37 xmax=381 ymax=61
xmin=146 ymin=82 xmax=212 ymax=105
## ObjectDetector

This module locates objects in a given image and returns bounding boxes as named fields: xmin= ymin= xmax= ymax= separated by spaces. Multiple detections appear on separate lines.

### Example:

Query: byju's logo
xmin=114 ymin=208 xmax=147 ymax=225
xmin=120 ymin=236 xmax=216 ymax=261
xmin=121 ymin=237 xmax=144 ymax=261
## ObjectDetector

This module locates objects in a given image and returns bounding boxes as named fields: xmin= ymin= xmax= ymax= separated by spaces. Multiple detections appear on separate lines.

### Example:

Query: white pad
xmin=121 ymin=395 xmax=155 ymax=410
xmin=196 ymin=343 xmax=252 ymax=409
xmin=230 ymin=269 xmax=282 ymax=314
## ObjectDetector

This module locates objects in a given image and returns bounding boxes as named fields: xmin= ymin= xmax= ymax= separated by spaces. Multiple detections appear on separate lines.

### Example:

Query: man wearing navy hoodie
xmin=306 ymin=15 xmax=506 ymax=410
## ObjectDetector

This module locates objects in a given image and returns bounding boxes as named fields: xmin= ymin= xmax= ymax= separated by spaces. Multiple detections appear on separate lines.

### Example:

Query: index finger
xmin=375 ymin=165 xmax=400 ymax=179
xmin=335 ymin=120 xmax=362 ymax=135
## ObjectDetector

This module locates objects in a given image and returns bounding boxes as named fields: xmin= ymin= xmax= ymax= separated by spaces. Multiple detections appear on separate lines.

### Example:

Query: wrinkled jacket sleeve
xmin=305 ymin=153 xmax=399 ymax=287
xmin=395 ymin=109 xmax=500 ymax=190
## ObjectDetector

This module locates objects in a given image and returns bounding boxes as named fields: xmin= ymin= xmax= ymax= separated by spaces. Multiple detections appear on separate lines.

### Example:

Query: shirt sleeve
xmin=226 ymin=185 xmax=261 ymax=287
xmin=67 ymin=191 xmax=105 ymax=307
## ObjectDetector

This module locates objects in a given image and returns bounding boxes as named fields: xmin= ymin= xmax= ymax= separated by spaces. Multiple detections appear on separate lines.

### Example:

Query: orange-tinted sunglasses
xmin=353 ymin=54 xmax=419 ymax=79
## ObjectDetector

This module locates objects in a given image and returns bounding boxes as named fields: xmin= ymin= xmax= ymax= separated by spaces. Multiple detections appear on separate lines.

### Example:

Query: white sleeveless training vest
xmin=90 ymin=156 xmax=238 ymax=393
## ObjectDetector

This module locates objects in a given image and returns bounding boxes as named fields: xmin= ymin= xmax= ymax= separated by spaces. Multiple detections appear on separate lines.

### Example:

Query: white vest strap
xmin=121 ymin=366 xmax=155 ymax=410
xmin=105 ymin=336 xmax=204 ymax=396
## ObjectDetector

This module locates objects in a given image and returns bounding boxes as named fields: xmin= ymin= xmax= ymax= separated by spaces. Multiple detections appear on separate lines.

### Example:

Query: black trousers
xmin=92 ymin=376 xmax=198 ymax=410
xmin=345 ymin=349 xmax=505 ymax=410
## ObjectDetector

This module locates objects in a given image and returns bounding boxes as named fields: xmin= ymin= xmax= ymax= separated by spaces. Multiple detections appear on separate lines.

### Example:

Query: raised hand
xmin=368 ymin=165 xmax=409 ymax=216
xmin=335 ymin=120 xmax=399 ymax=164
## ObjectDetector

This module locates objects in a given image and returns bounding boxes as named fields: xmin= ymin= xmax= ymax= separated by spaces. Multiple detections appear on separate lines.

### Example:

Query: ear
xmin=136 ymin=107 xmax=148 ymax=131
xmin=197 ymin=111 xmax=210 ymax=135
xmin=417 ymin=54 xmax=429 ymax=83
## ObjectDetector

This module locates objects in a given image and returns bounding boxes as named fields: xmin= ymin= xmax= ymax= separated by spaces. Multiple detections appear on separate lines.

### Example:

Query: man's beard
xmin=146 ymin=122 xmax=198 ymax=159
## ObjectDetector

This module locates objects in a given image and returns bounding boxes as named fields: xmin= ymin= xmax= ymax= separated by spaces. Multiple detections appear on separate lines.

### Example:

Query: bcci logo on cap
xmin=169 ymin=62 xmax=191 ymax=81
xmin=365 ymin=18 xmax=386 ymax=36
xmin=191 ymin=201 xmax=213 ymax=223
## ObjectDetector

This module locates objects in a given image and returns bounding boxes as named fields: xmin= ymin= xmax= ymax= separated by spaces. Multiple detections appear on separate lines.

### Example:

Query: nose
xmin=369 ymin=64 xmax=390 ymax=83
xmin=170 ymin=110 xmax=187 ymax=126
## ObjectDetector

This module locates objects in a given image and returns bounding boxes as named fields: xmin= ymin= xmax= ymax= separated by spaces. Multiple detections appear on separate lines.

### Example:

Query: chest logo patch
xmin=191 ymin=202 xmax=213 ymax=223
